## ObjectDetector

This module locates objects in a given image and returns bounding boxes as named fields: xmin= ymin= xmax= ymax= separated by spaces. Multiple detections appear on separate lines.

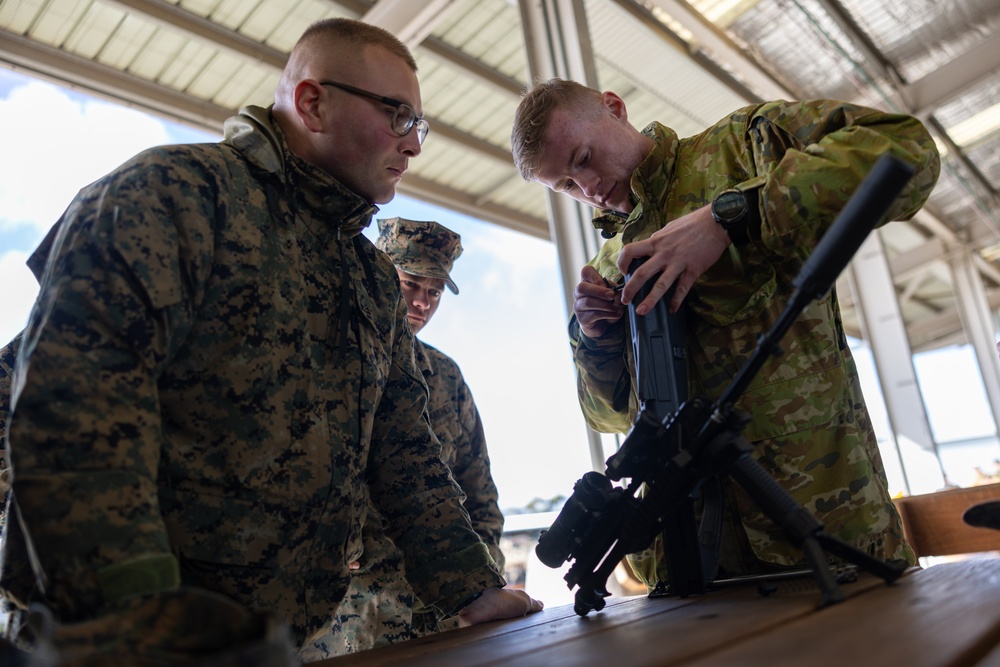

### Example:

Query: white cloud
xmin=0 ymin=80 xmax=169 ymax=235
xmin=0 ymin=76 xmax=173 ymax=347
xmin=0 ymin=250 xmax=37 ymax=344
xmin=459 ymin=225 xmax=562 ymax=304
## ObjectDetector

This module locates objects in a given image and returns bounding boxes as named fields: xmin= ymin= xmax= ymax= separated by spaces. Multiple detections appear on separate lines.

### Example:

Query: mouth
xmin=388 ymin=164 xmax=407 ymax=178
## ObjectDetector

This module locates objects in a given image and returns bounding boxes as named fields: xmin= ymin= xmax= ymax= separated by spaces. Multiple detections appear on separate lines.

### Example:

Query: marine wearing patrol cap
xmin=375 ymin=217 xmax=464 ymax=294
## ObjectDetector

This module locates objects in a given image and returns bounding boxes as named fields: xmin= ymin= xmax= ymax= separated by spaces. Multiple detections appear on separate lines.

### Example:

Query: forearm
xmin=754 ymin=101 xmax=940 ymax=258
xmin=7 ymin=152 xmax=213 ymax=619
xmin=370 ymin=320 xmax=504 ymax=616
xmin=10 ymin=259 xmax=179 ymax=618
xmin=452 ymin=409 xmax=505 ymax=569
xmin=391 ymin=490 xmax=504 ymax=617
xmin=569 ymin=315 xmax=634 ymax=434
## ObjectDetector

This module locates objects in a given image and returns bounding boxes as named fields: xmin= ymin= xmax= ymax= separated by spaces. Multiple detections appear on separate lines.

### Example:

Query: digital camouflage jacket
xmin=302 ymin=337 xmax=503 ymax=658
xmin=3 ymin=105 xmax=503 ymax=646
xmin=569 ymin=100 xmax=940 ymax=585
xmin=415 ymin=338 xmax=504 ymax=566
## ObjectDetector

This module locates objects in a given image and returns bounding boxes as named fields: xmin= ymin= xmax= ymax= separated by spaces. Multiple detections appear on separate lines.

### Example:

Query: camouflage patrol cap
xmin=375 ymin=217 xmax=463 ymax=294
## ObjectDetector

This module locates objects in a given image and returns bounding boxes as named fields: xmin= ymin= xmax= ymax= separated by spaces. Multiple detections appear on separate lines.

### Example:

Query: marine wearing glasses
xmin=321 ymin=80 xmax=430 ymax=145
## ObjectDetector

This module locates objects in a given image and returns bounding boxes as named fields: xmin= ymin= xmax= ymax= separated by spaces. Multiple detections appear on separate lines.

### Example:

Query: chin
xmin=372 ymin=189 xmax=397 ymax=205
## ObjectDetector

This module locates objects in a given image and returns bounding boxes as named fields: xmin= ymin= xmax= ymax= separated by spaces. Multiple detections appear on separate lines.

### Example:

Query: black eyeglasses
xmin=320 ymin=81 xmax=429 ymax=145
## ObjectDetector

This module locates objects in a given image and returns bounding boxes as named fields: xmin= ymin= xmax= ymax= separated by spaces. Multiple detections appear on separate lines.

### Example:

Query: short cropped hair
xmin=511 ymin=79 xmax=603 ymax=181
xmin=294 ymin=17 xmax=417 ymax=72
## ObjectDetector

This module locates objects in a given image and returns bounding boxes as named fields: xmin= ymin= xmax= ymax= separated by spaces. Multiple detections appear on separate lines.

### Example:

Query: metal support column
xmin=946 ymin=242 xmax=1000 ymax=433
xmin=847 ymin=231 xmax=946 ymax=494
xmin=518 ymin=0 xmax=609 ymax=471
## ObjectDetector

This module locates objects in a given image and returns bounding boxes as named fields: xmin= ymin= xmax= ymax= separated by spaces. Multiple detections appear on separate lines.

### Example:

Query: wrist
xmin=710 ymin=186 xmax=761 ymax=245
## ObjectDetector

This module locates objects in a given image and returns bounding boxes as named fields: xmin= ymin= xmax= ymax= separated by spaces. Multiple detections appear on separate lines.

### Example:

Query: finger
xmin=507 ymin=590 xmax=543 ymax=617
xmin=668 ymin=279 xmax=691 ymax=313
xmin=634 ymin=270 xmax=680 ymax=316
xmin=617 ymin=248 xmax=663 ymax=306
xmin=620 ymin=260 xmax=659 ymax=306
xmin=576 ymin=293 xmax=624 ymax=315
xmin=580 ymin=265 xmax=606 ymax=285
xmin=616 ymin=238 xmax=655 ymax=277
xmin=575 ymin=281 xmax=617 ymax=301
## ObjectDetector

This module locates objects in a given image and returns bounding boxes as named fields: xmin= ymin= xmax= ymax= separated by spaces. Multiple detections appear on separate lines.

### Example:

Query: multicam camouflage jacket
xmin=570 ymin=100 xmax=940 ymax=585
xmin=3 ymin=105 xmax=503 ymax=647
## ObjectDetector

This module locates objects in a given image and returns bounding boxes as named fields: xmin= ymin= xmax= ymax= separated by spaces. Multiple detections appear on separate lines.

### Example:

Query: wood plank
xmin=684 ymin=560 xmax=1000 ymax=667
xmin=893 ymin=484 xmax=1000 ymax=557
xmin=313 ymin=594 xmax=698 ymax=666
xmin=514 ymin=571 xmax=887 ymax=667
xmin=317 ymin=570 xmax=886 ymax=666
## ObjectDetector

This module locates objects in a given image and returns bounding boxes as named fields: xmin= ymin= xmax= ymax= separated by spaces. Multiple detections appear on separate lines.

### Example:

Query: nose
xmin=401 ymin=129 xmax=421 ymax=156
xmin=412 ymin=291 xmax=430 ymax=309
xmin=579 ymin=172 xmax=600 ymax=198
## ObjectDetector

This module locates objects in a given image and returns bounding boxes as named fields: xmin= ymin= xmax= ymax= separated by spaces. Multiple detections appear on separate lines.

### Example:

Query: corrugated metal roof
xmin=1 ymin=0 xmax=998 ymax=350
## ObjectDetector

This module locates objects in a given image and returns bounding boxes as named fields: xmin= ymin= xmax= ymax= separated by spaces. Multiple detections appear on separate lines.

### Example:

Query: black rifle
xmin=621 ymin=258 xmax=724 ymax=599
xmin=536 ymin=154 xmax=915 ymax=616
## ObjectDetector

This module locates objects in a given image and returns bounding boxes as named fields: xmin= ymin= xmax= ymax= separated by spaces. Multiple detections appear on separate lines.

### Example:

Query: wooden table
xmin=316 ymin=558 xmax=1000 ymax=666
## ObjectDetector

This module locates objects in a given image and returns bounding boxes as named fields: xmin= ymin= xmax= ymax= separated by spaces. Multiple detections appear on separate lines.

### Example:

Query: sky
xmin=1 ymin=67 xmax=998 ymax=512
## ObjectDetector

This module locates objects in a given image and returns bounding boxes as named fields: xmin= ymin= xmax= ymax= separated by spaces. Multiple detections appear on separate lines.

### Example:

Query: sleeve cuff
xmin=407 ymin=542 xmax=505 ymax=618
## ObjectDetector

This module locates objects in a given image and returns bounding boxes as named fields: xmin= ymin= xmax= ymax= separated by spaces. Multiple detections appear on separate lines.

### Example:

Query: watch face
xmin=714 ymin=191 xmax=747 ymax=221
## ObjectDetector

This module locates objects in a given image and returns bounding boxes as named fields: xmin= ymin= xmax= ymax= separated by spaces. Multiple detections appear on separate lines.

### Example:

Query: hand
xmin=457 ymin=586 xmax=543 ymax=627
xmin=617 ymin=205 xmax=730 ymax=315
xmin=573 ymin=265 xmax=625 ymax=339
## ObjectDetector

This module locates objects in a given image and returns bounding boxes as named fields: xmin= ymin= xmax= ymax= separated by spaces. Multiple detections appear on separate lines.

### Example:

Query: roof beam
xmin=107 ymin=0 xmax=522 ymax=164
xmin=425 ymin=118 xmax=514 ymax=165
xmin=813 ymin=0 xmax=909 ymax=109
xmin=639 ymin=0 xmax=794 ymax=100
xmin=0 ymin=27 xmax=230 ymax=133
xmin=361 ymin=0 xmax=461 ymax=48
xmin=333 ymin=0 xmax=525 ymax=97
xmin=908 ymin=286 xmax=1000 ymax=352
xmin=2 ymin=1 xmax=519 ymax=163
xmin=108 ymin=0 xmax=288 ymax=68
xmin=397 ymin=174 xmax=548 ymax=240
xmin=904 ymin=37 xmax=1000 ymax=116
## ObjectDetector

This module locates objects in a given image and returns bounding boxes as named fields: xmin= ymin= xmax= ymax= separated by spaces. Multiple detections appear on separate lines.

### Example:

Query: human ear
xmin=602 ymin=91 xmax=628 ymax=122
xmin=294 ymin=80 xmax=326 ymax=132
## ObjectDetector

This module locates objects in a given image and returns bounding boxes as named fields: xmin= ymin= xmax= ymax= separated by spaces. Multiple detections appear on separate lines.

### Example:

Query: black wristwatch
xmin=711 ymin=188 xmax=754 ymax=245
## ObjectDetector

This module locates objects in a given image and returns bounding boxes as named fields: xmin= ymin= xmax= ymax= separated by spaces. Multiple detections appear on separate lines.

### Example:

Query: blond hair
xmin=510 ymin=79 xmax=603 ymax=180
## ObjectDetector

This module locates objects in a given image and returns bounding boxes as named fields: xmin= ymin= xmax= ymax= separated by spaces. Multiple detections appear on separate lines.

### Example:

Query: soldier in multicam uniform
xmin=302 ymin=217 xmax=505 ymax=659
xmin=0 ymin=17 xmax=541 ymax=665
xmin=510 ymin=79 xmax=940 ymax=589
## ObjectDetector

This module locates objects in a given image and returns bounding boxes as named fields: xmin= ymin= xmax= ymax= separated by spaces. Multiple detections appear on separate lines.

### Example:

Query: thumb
xmin=580 ymin=264 xmax=605 ymax=285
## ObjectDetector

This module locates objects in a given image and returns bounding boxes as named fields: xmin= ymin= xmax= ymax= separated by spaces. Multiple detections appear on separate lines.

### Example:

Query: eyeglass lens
xmin=393 ymin=106 xmax=429 ymax=144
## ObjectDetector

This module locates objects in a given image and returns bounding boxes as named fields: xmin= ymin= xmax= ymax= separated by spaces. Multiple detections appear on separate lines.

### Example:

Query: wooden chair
xmin=892 ymin=483 xmax=1000 ymax=559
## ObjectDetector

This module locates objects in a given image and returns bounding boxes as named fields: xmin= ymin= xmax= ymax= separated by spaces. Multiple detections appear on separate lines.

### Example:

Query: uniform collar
xmin=589 ymin=122 xmax=679 ymax=243
xmin=224 ymin=105 xmax=377 ymax=241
